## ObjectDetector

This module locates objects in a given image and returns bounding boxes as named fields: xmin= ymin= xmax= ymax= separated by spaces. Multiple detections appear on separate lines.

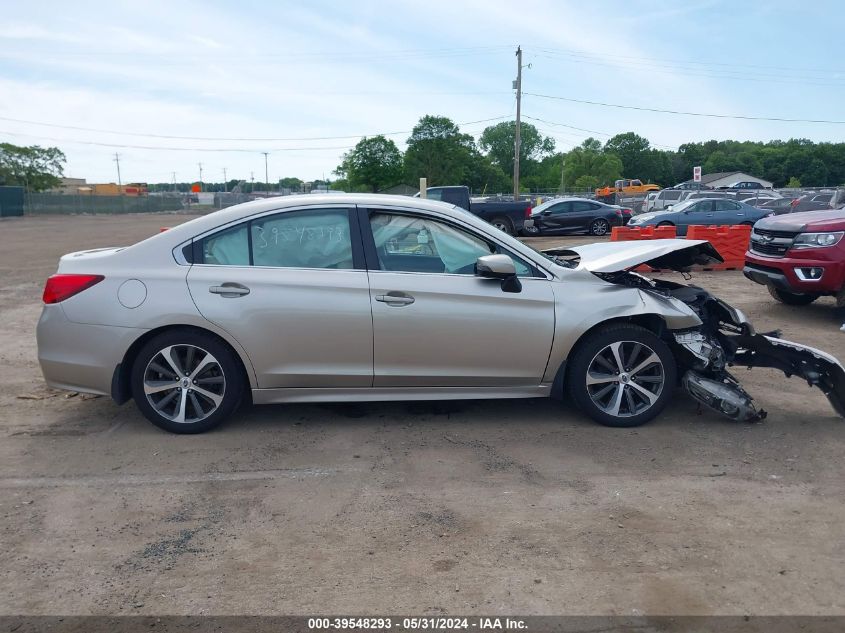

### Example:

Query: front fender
xmin=543 ymin=277 xmax=701 ymax=383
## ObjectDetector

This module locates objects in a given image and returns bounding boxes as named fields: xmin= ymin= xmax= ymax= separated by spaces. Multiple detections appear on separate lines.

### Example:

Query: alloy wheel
xmin=592 ymin=220 xmax=609 ymax=235
xmin=586 ymin=341 xmax=665 ymax=417
xmin=143 ymin=344 xmax=226 ymax=424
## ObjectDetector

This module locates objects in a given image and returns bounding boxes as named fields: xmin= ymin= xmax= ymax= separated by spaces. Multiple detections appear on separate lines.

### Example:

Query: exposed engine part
xmin=682 ymin=370 xmax=766 ymax=422
xmin=673 ymin=331 xmax=725 ymax=370
xmin=594 ymin=265 xmax=845 ymax=420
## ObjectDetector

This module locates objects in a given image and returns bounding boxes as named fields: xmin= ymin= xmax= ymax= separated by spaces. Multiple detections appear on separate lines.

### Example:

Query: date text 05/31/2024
xmin=307 ymin=617 xmax=528 ymax=630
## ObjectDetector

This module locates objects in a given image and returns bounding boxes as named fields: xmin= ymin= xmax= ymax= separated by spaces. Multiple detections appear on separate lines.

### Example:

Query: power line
xmin=529 ymin=52 xmax=845 ymax=88
xmin=523 ymin=93 xmax=845 ymax=124
xmin=0 ymin=131 xmax=355 ymax=152
xmin=0 ymin=115 xmax=511 ymax=142
xmin=5 ymin=45 xmax=516 ymax=63
xmin=523 ymin=115 xmax=677 ymax=150
xmin=527 ymin=45 xmax=844 ymax=76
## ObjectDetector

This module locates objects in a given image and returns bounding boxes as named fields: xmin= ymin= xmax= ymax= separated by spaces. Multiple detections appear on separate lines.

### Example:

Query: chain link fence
xmin=24 ymin=194 xmax=185 ymax=215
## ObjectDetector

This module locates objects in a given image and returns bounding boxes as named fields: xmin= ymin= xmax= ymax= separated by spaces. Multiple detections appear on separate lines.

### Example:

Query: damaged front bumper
xmin=672 ymin=298 xmax=845 ymax=422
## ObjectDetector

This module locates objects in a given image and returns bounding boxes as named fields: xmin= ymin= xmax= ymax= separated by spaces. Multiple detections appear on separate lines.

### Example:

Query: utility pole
xmin=113 ymin=153 xmax=122 ymax=192
xmin=171 ymin=172 xmax=176 ymax=193
xmin=513 ymin=46 xmax=522 ymax=202
xmin=262 ymin=152 xmax=269 ymax=193
xmin=223 ymin=167 xmax=228 ymax=192
xmin=198 ymin=162 xmax=203 ymax=192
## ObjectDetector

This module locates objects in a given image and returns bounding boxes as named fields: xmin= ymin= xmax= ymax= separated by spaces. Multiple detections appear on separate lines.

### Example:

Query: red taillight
xmin=790 ymin=199 xmax=800 ymax=207
xmin=614 ymin=209 xmax=623 ymax=216
xmin=525 ymin=206 xmax=533 ymax=218
xmin=42 ymin=274 xmax=104 ymax=304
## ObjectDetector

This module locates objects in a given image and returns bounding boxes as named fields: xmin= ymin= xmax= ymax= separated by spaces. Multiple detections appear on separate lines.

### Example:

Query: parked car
xmin=642 ymin=191 xmax=659 ymax=214
xmin=648 ymin=188 xmax=692 ymax=212
xmin=615 ymin=205 xmax=633 ymax=225
xmin=751 ymin=198 xmax=795 ymax=214
xmin=734 ymin=191 xmax=781 ymax=203
xmin=417 ymin=186 xmax=532 ymax=236
xmin=36 ymin=193 xmax=845 ymax=433
xmin=745 ymin=210 xmax=845 ymax=306
xmin=724 ymin=181 xmax=766 ymax=190
xmin=522 ymin=197 xmax=624 ymax=236
xmin=670 ymin=182 xmax=713 ymax=191
xmin=684 ymin=191 xmax=736 ymax=203
xmin=626 ymin=198 xmax=773 ymax=235
xmin=595 ymin=178 xmax=661 ymax=198
xmin=789 ymin=190 xmax=845 ymax=214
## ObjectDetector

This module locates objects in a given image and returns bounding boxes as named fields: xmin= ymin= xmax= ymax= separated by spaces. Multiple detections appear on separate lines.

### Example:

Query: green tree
xmin=0 ymin=142 xmax=66 ymax=191
xmin=278 ymin=177 xmax=303 ymax=192
xmin=335 ymin=135 xmax=403 ymax=193
xmin=403 ymin=115 xmax=476 ymax=186
xmin=561 ymin=138 xmax=623 ymax=192
xmin=478 ymin=121 xmax=555 ymax=182
xmin=786 ymin=176 xmax=801 ymax=188
xmin=603 ymin=133 xmax=663 ymax=182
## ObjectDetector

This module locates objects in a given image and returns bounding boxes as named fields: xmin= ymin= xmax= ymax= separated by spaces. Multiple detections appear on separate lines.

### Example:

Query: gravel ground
xmin=1 ymin=212 xmax=844 ymax=616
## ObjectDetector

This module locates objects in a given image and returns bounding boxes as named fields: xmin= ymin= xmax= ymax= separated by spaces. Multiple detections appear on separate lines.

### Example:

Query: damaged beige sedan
xmin=37 ymin=194 xmax=845 ymax=433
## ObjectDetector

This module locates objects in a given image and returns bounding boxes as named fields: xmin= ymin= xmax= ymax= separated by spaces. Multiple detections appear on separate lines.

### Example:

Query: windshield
xmin=665 ymin=199 xmax=698 ymax=213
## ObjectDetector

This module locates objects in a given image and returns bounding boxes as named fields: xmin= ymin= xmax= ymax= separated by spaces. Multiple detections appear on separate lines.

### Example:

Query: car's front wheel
xmin=131 ymin=329 xmax=245 ymax=433
xmin=567 ymin=324 xmax=676 ymax=427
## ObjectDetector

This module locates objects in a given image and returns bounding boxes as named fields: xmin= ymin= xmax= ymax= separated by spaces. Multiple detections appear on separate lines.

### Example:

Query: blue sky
xmin=1 ymin=0 xmax=843 ymax=184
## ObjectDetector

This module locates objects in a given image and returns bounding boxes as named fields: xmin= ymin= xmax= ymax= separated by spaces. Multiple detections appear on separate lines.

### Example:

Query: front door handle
xmin=209 ymin=282 xmax=250 ymax=297
xmin=375 ymin=292 xmax=415 ymax=306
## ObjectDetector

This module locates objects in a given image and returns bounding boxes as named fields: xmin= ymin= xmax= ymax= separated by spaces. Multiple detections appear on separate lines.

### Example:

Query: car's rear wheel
xmin=657 ymin=221 xmax=674 ymax=227
xmin=131 ymin=330 xmax=245 ymax=434
xmin=490 ymin=216 xmax=514 ymax=235
xmin=767 ymin=285 xmax=819 ymax=306
xmin=590 ymin=218 xmax=611 ymax=236
xmin=567 ymin=324 xmax=676 ymax=428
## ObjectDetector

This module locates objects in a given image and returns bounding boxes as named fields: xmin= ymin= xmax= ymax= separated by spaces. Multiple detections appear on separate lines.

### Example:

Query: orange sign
xmin=191 ymin=183 xmax=201 ymax=193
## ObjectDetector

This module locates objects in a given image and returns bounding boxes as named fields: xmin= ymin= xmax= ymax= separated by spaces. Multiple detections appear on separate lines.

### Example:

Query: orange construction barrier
xmin=685 ymin=225 xmax=748 ymax=270
xmin=719 ymin=224 xmax=752 ymax=268
xmin=611 ymin=224 xmax=677 ymax=241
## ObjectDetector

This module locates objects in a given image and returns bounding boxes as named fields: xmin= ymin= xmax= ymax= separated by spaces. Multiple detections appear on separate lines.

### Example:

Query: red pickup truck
xmin=744 ymin=210 xmax=845 ymax=305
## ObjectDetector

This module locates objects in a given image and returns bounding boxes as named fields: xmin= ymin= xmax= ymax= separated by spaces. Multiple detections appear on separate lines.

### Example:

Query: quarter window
xmin=201 ymin=224 xmax=249 ymax=266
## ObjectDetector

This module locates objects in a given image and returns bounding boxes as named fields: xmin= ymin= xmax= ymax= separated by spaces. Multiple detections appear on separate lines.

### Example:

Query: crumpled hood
xmin=545 ymin=238 xmax=723 ymax=273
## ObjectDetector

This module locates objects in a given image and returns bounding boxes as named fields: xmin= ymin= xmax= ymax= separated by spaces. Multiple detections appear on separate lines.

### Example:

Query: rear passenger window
xmin=251 ymin=210 xmax=353 ymax=269
xmin=664 ymin=191 xmax=681 ymax=201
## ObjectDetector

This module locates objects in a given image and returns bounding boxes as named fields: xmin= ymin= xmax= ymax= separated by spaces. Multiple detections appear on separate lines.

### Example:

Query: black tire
xmin=520 ymin=223 xmax=540 ymax=236
xmin=566 ymin=324 xmax=677 ymax=428
xmin=131 ymin=329 xmax=245 ymax=434
xmin=657 ymin=221 xmax=674 ymax=227
xmin=589 ymin=218 xmax=611 ymax=236
xmin=767 ymin=285 xmax=818 ymax=306
xmin=490 ymin=216 xmax=514 ymax=235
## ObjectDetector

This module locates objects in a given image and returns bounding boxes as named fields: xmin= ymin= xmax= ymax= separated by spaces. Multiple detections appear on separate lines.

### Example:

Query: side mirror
xmin=476 ymin=254 xmax=522 ymax=293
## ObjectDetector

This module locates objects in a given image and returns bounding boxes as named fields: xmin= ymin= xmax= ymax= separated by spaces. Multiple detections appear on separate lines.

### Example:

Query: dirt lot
xmin=1 ymin=213 xmax=844 ymax=616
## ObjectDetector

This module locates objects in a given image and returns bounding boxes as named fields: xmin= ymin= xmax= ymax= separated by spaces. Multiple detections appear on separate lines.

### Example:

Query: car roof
xmin=153 ymin=193 xmax=464 ymax=241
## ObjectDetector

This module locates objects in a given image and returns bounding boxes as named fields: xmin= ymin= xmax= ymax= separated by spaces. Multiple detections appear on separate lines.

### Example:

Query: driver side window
xmin=369 ymin=212 xmax=533 ymax=277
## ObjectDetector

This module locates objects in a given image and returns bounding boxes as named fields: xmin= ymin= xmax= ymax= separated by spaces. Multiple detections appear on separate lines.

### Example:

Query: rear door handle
xmin=209 ymin=283 xmax=250 ymax=297
xmin=375 ymin=292 xmax=415 ymax=306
